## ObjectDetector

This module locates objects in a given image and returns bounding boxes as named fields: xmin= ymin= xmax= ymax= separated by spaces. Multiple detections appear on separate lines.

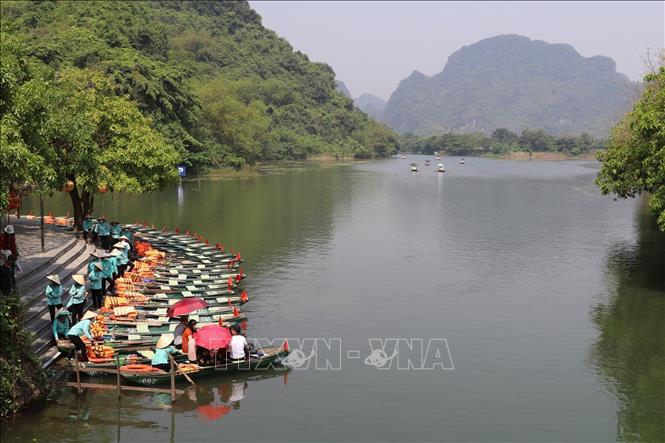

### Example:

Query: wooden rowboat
xmin=119 ymin=346 xmax=289 ymax=385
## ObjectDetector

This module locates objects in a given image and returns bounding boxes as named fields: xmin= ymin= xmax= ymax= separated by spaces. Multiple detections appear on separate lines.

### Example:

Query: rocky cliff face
xmin=382 ymin=34 xmax=636 ymax=137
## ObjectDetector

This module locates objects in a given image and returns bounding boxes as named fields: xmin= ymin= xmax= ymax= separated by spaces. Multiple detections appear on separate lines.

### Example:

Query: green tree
xmin=596 ymin=63 xmax=665 ymax=230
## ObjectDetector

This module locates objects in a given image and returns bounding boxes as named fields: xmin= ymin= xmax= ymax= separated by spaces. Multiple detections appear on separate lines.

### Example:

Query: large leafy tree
xmin=1 ymin=33 xmax=180 ymax=226
xmin=596 ymin=62 xmax=665 ymax=230
xmin=41 ymin=68 xmax=180 ymax=227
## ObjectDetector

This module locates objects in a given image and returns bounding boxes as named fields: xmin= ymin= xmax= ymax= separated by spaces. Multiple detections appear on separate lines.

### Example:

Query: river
xmin=5 ymin=156 xmax=664 ymax=442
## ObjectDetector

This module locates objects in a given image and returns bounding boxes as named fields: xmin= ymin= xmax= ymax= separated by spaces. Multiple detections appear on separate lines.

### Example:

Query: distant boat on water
xmin=437 ymin=163 xmax=445 ymax=173
xmin=410 ymin=163 xmax=418 ymax=172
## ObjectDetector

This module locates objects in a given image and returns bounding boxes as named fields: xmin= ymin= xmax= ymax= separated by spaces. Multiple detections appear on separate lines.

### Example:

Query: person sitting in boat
xmin=52 ymin=308 xmax=71 ymax=342
xmin=228 ymin=324 xmax=249 ymax=362
xmin=197 ymin=346 xmax=216 ymax=367
xmin=151 ymin=333 xmax=177 ymax=372
xmin=45 ymin=274 xmax=63 ymax=322
xmin=173 ymin=315 xmax=189 ymax=349
xmin=181 ymin=319 xmax=197 ymax=362
xmin=66 ymin=310 xmax=98 ymax=362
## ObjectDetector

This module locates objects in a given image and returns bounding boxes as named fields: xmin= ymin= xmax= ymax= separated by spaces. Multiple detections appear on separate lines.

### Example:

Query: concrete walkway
xmin=1 ymin=215 xmax=77 ymax=278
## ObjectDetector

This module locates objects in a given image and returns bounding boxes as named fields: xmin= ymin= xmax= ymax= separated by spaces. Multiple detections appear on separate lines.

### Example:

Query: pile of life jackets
xmin=87 ymin=344 xmax=115 ymax=359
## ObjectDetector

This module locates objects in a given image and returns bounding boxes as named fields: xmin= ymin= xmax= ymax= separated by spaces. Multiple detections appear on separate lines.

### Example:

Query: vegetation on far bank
xmin=400 ymin=128 xmax=605 ymax=157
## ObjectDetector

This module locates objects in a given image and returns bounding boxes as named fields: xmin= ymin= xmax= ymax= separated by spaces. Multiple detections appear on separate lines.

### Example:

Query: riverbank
xmin=482 ymin=151 xmax=599 ymax=161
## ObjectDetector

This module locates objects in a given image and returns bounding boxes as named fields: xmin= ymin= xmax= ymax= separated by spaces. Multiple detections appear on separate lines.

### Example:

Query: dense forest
xmin=401 ymin=128 xmax=605 ymax=156
xmin=1 ymin=1 xmax=398 ymax=172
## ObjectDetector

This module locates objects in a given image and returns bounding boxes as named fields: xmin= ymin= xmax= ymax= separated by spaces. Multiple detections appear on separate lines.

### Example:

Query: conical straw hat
xmin=72 ymin=275 xmax=85 ymax=286
xmin=156 ymin=333 xmax=174 ymax=349
xmin=46 ymin=274 xmax=61 ymax=285
xmin=82 ymin=310 xmax=97 ymax=321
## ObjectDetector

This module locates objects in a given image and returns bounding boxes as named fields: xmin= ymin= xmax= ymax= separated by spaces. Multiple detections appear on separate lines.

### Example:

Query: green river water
xmin=3 ymin=157 xmax=664 ymax=442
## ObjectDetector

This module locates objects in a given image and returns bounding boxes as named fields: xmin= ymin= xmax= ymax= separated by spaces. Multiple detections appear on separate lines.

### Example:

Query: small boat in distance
xmin=460 ymin=158 xmax=465 ymax=164
xmin=437 ymin=163 xmax=445 ymax=173
xmin=424 ymin=159 xmax=431 ymax=166
xmin=401 ymin=154 xmax=406 ymax=159
xmin=436 ymin=156 xmax=441 ymax=161
xmin=410 ymin=163 xmax=418 ymax=172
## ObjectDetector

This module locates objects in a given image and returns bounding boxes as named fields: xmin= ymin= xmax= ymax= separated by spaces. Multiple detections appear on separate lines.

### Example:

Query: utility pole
xmin=40 ymin=194 xmax=45 ymax=252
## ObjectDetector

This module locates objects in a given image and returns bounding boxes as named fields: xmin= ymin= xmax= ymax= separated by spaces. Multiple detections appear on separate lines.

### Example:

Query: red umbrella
xmin=194 ymin=324 xmax=232 ymax=350
xmin=166 ymin=297 xmax=208 ymax=318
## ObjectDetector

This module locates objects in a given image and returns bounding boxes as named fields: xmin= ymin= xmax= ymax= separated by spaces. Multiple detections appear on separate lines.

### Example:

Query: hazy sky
xmin=250 ymin=1 xmax=665 ymax=100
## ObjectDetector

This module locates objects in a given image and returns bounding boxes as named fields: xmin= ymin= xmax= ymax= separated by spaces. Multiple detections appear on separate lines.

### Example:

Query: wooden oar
xmin=170 ymin=355 xmax=196 ymax=386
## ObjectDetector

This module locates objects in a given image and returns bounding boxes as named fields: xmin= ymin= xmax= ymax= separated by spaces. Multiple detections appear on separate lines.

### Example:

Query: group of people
xmin=48 ymin=221 xmax=136 ymax=362
xmin=150 ymin=318 xmax=249 ymax=371
xmin=81 ymin=216 xmax=134 ymax=254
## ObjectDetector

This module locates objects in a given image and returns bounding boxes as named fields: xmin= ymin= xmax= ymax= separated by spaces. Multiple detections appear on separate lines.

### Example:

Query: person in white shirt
xmin=228 ymin=324 xmax=248 ymax=361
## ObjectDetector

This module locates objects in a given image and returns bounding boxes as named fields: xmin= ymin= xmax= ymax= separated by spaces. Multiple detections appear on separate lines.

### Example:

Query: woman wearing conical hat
xmin=152 ymin=333 xmax=177 ymax=372
xmin=45 ymin=274 xmax=63 ymax=322
xmin=66 ymin=274 xmax=87 ymax=324
xmin=66 ymin=310 xmax=98 ymax=362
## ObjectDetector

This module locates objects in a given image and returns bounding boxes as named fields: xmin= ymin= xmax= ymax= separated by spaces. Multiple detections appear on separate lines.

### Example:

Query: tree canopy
xmin=1 ymin=0 xmax=397 ymax=177
xmin=596 ymin=62 xmax=665 ymax=230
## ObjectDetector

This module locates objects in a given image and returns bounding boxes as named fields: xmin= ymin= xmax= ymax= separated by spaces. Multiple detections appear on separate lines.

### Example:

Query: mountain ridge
xmin=382 ymin=34 xmax=636 ymax=137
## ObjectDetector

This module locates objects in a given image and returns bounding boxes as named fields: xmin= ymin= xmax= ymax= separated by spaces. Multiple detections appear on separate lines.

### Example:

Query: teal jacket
xmin=52 ymin=317 xmax=70 ymax=340
xmin=110 ymin=224 xmax=122 ymax=239
xmin=121 ymin=230 xmax=133 ymax=244
xmin=152 ymin=346 xmax=176 ymax=366
xmin=95 ymin=221 xmax=110 ymax=236
xmin=67 ymin=319 xmax=93 ymax=340
xmin=118 ymin=248 xmax=129 ymax=266
xmin=66 ymin=284 xmax=86 ymax=307
xmin=87 ymin=258 xmax=101 ymax=274
xmin=45 ymin=284 xmax=62 ymax=306
xmin=102 ymin=257 xmax=116 ymax=279
xmin=82 ymin=219 xmax=93 ymax=232
xmin=88 ymin=268 xmax=103 ymax=290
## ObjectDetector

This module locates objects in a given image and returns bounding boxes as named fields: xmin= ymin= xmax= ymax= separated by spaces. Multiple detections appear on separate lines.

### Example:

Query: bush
xmin=0 ymin=290 xmax=47 ymax=416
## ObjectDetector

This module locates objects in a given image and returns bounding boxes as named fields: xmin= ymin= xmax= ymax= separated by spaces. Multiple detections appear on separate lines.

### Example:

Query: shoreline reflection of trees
xmin=590 ymin=200 xmax=665 ymax=442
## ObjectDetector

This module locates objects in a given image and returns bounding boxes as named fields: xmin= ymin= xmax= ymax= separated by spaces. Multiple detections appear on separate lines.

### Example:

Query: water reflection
xmin=591 ymin=201 xmax=665 ymax=442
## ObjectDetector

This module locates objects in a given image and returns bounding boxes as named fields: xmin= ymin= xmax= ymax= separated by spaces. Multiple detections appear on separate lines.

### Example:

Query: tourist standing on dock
xmin=95 ymin=217 xmax=111 ymax=250
xmin=66 ymin=310 xmax=97 ymax=362
xmin=89 ymin=262 xmax=104 ymax=309
xmin=66 ymin=275 xmax=87 ymax=324
xmin=81 ymin=216 xmax=93 ymax=243
xmin=45 ymin=274 xmax=63 ymax=322
xmin=0 ymin=225 xmax=19 ymax=286
xmin=152 ymin=333 xmax=177 ymax=371
xmin=0 ymin=253 xmax=15 ymax=296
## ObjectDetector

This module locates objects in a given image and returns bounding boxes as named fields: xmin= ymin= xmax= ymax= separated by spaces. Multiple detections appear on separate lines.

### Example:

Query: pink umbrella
xmin=194 ymin=325 xmax=232 ymax=350
xmin=167 ymin=297 xmax=208 ymax=318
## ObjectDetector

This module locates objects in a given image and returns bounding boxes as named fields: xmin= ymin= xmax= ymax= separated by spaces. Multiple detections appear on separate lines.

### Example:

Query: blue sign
xmin=177 ymin=165 xmax=187 ymax=177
